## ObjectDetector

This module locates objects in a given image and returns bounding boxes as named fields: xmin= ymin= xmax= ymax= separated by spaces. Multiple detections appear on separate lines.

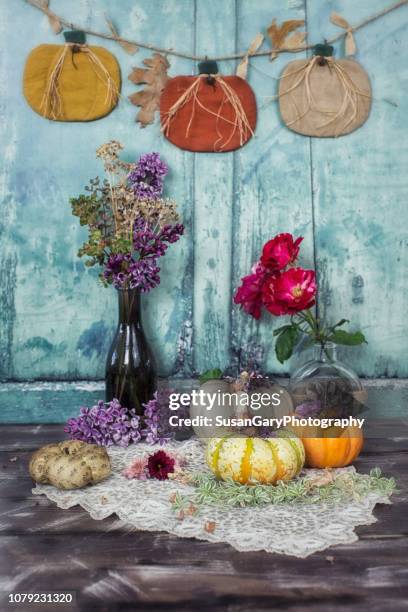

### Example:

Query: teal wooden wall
xmin=0 ymin=0 xmax=407 ymax=381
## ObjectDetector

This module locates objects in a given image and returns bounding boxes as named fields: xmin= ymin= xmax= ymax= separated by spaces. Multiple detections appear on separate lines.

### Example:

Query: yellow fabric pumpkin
xmin=206 ymin=434 xmax=305 ymax=485
xmin=23 ymin=39 xmax=121 ymax=122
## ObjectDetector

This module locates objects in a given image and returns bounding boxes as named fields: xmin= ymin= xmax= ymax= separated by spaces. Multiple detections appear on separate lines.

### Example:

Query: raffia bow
xmin=40 ymin=43 xmax=120 ymax=120
xmin=161 ymin=74 xmax=254 ymax=151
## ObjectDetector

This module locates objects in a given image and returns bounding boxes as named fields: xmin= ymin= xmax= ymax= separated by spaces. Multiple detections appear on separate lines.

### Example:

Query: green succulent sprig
xmin=170 ymin=468 xmax=396 ymax=514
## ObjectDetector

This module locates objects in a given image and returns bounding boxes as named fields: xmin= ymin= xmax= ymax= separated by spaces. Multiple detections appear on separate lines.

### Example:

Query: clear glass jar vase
xmin=105 ymin=288 xmax=156 ymax=415
xmin=289 ymin=342 xmax=367 ymax=417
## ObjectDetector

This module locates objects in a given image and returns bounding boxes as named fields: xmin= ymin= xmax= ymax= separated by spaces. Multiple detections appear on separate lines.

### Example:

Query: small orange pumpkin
xmin=301 ymin=426 xmax=363 ymax=468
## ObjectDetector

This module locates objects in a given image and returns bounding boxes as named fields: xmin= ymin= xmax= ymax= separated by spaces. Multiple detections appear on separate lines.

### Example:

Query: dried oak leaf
xmin=267 ymin=19 xmax=305 ymax=59
xmin=128 ymin=53 xmax=170 ymax=127
xmin=285 ymin=31 xmax=307 ymax=51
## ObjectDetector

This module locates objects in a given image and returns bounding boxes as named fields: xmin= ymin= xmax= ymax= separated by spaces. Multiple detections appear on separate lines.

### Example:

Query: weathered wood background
xmin=0 ymin=0 xmax=407 ymax=381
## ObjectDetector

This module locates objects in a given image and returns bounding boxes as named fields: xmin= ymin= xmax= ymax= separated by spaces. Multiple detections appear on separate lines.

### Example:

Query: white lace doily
xmin=32 ymin=438 xmax=392 ymax=558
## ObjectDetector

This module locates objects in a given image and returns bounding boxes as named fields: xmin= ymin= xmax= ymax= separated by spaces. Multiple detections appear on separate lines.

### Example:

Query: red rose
xmin=234 ymin=271 xmax=270 ymax=320
xmin=262 ymin=267 xmax=316 ymax=316
xmin=261 ymin=233 xmax=303 ymax=271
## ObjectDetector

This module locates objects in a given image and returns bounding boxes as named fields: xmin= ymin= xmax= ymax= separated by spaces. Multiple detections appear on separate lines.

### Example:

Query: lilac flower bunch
xmin=141 ymin=389 xmax=189 ymax=444
xmin=103 ymin=218 xmax=184 ymax=291
xmin=133 ymin=217 xmax=185 ymax=255
xmin=64 ymin=399 xmax=142 ymax=447
xmin=128 ymin=152 xmax=168 ymax=200
xmin=71 ymin=143 xmax=184 ymax=293
xmin=103 ymin=251 xmax=161 ymax=292
xmin=64 ymin=391 xmax=190 ymax=448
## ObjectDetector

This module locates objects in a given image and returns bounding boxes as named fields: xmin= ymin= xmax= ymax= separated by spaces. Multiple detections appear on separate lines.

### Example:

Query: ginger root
xmin=29 ymin=440 xmax=111 ymax=490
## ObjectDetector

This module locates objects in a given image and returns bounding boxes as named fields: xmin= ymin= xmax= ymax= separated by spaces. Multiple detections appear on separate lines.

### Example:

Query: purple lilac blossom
xmin=141 ymin=389 xmax=187 ymax=445
xmin=64 ymin=391 xmax=189 ymax=447
xmin=103 ymin=218 xmax=184 ymax=292
xmin=64 ymin=399 xmax=142 ymax=447
xmin=133 ymin=217 xmax=184 ymax=257
xmin=128 ymin=152 xmax=168 ymax=200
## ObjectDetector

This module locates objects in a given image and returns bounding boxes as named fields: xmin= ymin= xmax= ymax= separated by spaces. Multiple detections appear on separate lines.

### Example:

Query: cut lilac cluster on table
xmin=64 ymin=391 xmax=189 ymax=446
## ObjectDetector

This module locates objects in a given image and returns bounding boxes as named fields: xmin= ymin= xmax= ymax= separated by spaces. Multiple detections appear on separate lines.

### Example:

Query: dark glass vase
xmin=105 ymin=289 xmax=156 ymax=415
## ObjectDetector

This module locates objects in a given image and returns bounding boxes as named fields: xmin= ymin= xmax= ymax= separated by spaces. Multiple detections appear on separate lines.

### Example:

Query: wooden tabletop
xmin=0 ymin=424 xmax=407 ymax=611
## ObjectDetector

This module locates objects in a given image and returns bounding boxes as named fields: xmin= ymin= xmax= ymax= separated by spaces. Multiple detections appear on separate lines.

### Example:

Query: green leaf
xmin=273 ymin=324 xmax=292 ymax=337
xmin=330 ymin=330 xmax=367 ymax=346
xmin=331 ymin=318 xmax=349 ymax=329
xmin=275 ymin=326 xmax=300 ymax=364
xmin=199 ymin=368 xmax=223 ymax=384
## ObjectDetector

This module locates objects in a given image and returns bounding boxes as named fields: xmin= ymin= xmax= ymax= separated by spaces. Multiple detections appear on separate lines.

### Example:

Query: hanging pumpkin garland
xmin=278 ymin=43 xmax=372 ymax=138
xmin=22 ymin=1 xmax=405 ymax=135
xmin=159 ymin=61 xmax=257 ymax=152
xmin=23 ymin=30 xmax=121 ymax=122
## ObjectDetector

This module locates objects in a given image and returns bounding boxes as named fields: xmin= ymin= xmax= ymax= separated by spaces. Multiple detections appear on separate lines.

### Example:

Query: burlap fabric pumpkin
xmin=160 ymin=61 xmax=257 ymax=152
xmin=279 ymin=44 xmax=371 ymax=138
xmin=29 ymin=440 xmax=111 ymax=490
xmin=23 ymin=31 xmax=121 ymax=122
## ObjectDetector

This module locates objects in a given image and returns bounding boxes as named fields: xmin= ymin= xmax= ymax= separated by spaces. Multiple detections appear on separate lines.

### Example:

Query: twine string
xmin=25 ymin=0 xmax=408 ymax=63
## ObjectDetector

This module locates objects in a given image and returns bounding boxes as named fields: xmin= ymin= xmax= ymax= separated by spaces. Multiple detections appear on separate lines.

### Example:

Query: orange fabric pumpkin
xmin=301 ymin=426 xmax=364 ymax=468
xmin=160 ymin=63 xmax=257 ymax=152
